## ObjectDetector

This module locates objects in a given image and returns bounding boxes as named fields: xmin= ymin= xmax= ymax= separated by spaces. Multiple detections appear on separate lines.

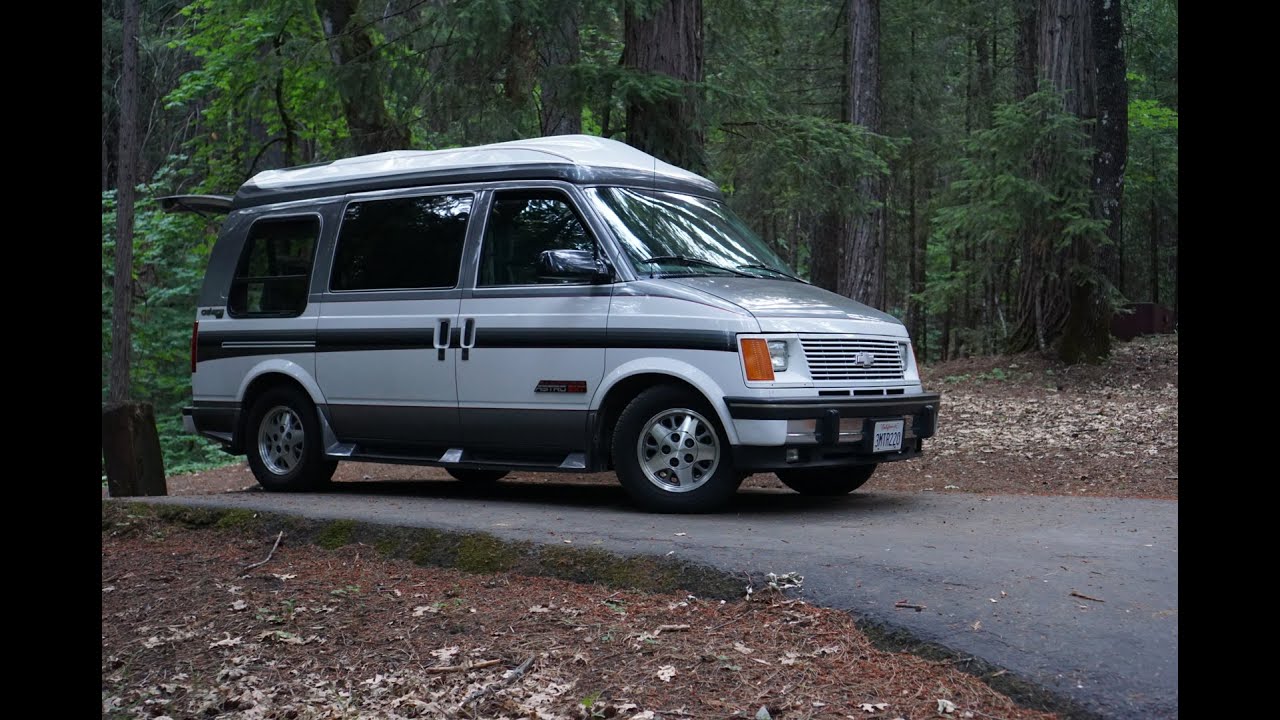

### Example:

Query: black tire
xmin=776 ymin=464 xmax=877 ymax=496
xmin=245 ymin=385 xmax=332 ymax=492
xmin=446 ymin=469 xmax=509 ymax=483
xmin=612 ymin=385 xmax=742 ymax=513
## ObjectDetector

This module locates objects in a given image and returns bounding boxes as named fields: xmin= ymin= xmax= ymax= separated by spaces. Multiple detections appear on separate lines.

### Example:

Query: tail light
xmin=190 ymin=321 xmax=199 ymax=374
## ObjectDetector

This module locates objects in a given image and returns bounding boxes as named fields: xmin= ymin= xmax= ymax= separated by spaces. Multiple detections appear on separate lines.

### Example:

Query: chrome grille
xmin=800 ymin=336 xmax=905 ymax=381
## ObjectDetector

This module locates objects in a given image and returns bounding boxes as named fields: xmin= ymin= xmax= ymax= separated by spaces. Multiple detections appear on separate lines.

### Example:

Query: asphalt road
xmin=131 ymin=479 xmax=1177 ymax=719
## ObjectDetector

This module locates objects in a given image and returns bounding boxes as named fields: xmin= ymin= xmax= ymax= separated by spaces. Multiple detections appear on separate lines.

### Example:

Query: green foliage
xmin=928 ymin=90 xmax=1106 ymax=355
xmin=164 ymin=0 xmax=347 ymax=189
xmin=102 ymin=158 xmax=230 ymax=475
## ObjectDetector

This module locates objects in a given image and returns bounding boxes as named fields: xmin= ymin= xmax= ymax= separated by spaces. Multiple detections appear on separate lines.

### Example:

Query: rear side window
xmin=330 ymin=194 xmax=472 ymax=291
xmin=228 ymin=216 xmax=319 ymax=318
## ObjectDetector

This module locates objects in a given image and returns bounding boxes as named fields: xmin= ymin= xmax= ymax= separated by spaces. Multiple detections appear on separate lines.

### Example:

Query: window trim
xmin=327 ymin=190 xmax=477 ymax=294
xmin=226 ymin=212 xmax=323 ymax=319
xmin=473 ymin=187 xmax=602 ymax=289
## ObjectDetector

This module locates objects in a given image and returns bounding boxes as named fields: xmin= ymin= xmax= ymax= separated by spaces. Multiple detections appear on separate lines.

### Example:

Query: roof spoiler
xmin=157 ymin=195 xmax=234 ymax=215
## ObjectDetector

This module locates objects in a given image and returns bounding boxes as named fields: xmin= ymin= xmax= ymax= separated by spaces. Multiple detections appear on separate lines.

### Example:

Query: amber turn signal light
xmin=740 ymin=338 xmax=776 ymax=382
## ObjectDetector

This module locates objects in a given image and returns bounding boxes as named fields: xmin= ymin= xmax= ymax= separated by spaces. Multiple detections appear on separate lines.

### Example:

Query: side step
xmin=332 ymin=446 xmax=593 ymax=474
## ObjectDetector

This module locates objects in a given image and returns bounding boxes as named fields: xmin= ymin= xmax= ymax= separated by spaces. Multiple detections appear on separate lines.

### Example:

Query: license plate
xmin=872 ymin=420 xmax=904 ymax=452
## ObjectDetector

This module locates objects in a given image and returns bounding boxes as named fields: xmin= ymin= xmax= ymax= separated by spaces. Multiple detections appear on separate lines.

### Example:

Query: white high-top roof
xmin=246 ymin=134 xmax=709 ymax=190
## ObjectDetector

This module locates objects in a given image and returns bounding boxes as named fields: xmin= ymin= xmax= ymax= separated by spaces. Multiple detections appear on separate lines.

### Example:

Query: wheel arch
xmin=233 ymin=360 xmax=326 ymax=453
xmin=590 ymin=359 xmax=739 ymax=470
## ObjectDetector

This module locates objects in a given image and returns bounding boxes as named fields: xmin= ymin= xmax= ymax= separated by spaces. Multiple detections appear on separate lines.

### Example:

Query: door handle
xmin=460 ymin=318 xmax=476 ymax=361
xmin=433 ymin=318 xmax=450 ymax=361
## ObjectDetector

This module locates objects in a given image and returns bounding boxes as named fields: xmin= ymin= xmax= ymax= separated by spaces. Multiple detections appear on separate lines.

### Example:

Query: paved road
xmin=132 ymin=479 xmax=1177 ymax=719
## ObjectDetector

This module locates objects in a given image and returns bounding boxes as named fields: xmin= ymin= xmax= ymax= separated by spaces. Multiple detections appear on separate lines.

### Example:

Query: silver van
xmin=174 ymin=135 xmax=940 ymax=512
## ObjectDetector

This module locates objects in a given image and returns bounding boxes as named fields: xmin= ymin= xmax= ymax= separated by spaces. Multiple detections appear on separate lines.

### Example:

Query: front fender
xmin=592 ymin=356 xmax=740 ymax=445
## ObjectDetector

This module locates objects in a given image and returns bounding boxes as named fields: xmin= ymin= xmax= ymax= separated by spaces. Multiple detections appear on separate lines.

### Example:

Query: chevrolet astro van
xmin=171 ymin=135 xmax=940 ymax=512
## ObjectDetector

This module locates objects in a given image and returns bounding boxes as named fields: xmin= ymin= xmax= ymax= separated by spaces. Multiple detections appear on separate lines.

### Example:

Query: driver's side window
xmin=478 ymin=190 xmax=593 ymax=286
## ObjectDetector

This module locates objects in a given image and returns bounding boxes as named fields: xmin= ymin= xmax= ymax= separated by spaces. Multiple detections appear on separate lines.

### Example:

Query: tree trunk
xmin=811 ymin=212 xmax=843 ymax=292
xmin=837 ymin=0 xmax=883 ymax=307
xmin=1014 ymin=0 xmax=1038 ymax=100
xmin=907 ymin=25 xmax=926 ymax=360
xmin=1038 ymin=0 xmax=1110 ymax=363
xmin=110 ymin=0 xmax=140 ymax=405
xmin=1091 ymin=0 xmax=1126 ymax=285
xmin=317 ymin=0 xmax=409 ymax=155
xmin=539 ymin=0 xmax=582 ymax=136
xmin=623 ymin=0 xmax=705 ymax=173
xmin=1149 ymin=177 xmax=1159 ymax=304
xmin=103 ymin=402 xmax=168 ymax=497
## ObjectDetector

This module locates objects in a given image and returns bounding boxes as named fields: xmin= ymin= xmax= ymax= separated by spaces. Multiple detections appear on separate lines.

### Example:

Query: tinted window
xmin=228 ymin=216 xmax=319 ymax=317
xmin=330 ymin=194 xmax=471 ymax=291
xmin=478 ymin=190 xmax=593 ymax=286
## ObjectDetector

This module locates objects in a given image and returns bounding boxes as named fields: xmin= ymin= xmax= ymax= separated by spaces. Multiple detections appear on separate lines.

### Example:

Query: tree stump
xmin=102 ymin=402 xmax=167 ymax=497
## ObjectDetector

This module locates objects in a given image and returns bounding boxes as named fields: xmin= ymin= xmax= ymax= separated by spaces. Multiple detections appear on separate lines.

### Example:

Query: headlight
xmin=767 ymin=340 xmax=789 ymax=371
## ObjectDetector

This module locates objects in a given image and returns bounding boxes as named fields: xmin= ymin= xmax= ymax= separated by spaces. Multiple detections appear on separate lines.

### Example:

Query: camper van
xmin=173 ymin=135 xmax=940 ymax=512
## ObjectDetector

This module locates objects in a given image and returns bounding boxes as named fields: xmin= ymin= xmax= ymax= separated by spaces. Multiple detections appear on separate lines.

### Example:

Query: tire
xmin=245 ymin=385 xmax=332 ymax=492
xmin=612 ymin=385 xmax=742 ymax=513
xmin=446 ymin=469 xmax=509 ymax=483
xmin=776 ymin=464 xmax=877 ymax=496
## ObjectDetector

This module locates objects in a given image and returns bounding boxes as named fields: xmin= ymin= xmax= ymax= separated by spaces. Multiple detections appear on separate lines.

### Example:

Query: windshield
xmin=586 ymin=187 xmax=799 ymax=280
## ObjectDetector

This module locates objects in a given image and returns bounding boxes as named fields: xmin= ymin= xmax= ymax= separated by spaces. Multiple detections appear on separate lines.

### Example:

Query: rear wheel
xmin=776 ymin=464 xmax=877 ymax=496
xmin=613 ymin=385 xmax=742 ymax=513
xmin=446 ymin=469 xmax=509 ymax=483
xmin=245 ymin=386 xmax=332 ymax=492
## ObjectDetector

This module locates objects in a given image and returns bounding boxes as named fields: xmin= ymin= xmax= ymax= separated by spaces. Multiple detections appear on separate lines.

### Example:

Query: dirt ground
xmin=165 ymin=335 xmax=1178 ymax=500
xmin=102 ymin=516 xmax=1059 ymax=720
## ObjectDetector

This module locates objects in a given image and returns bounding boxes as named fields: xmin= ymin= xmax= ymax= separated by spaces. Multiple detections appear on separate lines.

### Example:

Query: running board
xmin=333 ymin=446 xmax=592 ymax=473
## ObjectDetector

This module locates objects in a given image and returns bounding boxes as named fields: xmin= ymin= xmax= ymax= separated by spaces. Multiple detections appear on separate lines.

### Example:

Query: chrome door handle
xmin=460 ymin=318 xmax=476 ymax=361
xmin=433 ymin=318 xmax=450 ymax=361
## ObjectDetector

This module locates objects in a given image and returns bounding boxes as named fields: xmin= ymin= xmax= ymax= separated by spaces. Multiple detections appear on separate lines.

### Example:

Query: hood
xmin=667 ymin=277 xmax=908 ymax=337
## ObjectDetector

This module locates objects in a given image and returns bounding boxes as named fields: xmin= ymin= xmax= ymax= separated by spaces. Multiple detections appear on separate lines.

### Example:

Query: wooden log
xmin=102 ymin=402 xmax=167 ymax=497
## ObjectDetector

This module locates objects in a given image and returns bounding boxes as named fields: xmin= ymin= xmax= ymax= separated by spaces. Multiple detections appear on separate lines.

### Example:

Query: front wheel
xmin=776 ymin=464 xmax=877 ymax=496
xmin=245 ymin=386 xmax=332 ymax=492
xmin=613 ymin=385 xmax=742 ymax=513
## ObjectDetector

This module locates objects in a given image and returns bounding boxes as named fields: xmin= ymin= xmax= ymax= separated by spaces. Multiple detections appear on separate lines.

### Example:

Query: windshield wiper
xmin=736 ymin=263 xmax=807 ymax=283
xmin=638 ymin=255 xmax=753 ymax=278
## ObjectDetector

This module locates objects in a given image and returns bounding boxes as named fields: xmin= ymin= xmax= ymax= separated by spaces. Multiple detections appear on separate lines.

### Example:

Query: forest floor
xmin=166 ymin=334 xmax=1179 ymax=500
xmin=102 ymin=510 xmax=1059 ymax=720
xmin=103 ymin=337 xmax=1176 ymax=718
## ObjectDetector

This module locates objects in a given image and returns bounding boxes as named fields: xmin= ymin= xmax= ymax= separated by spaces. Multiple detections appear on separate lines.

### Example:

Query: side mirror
xmin=537 ymin=249 xmax=614 ymax=284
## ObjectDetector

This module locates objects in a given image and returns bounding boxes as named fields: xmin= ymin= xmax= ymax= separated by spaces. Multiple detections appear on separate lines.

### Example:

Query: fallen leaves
xmin=103 ymin=516 xmax=1061 ymax=720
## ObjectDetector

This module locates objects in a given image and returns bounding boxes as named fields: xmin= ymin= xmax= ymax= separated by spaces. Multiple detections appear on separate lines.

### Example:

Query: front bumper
xmin=724 ymin=393 xmax=940 ymax=471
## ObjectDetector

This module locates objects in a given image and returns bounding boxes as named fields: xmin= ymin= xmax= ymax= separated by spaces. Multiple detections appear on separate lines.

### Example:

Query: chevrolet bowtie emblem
xmin=852 ymin=351 xmax=875 ymax=367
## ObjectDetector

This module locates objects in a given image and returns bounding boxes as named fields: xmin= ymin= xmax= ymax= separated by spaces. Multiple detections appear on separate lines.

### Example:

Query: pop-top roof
xmin=233 ymin=135 xmax=720 ymax=209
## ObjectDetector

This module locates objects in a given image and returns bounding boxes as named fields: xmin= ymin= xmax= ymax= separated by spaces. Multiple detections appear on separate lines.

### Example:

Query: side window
xmin=330 ymin=194 xmax=471 ymax=291
xmin=478 ymin=190 xmax=594 ymax=286
xmin=228 ymin=216 xmax=319 ymax=318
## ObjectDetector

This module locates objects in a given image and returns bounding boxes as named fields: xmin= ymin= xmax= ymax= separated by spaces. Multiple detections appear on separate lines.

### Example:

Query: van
xmin=171 ymin=135 xmax=939 ymax=512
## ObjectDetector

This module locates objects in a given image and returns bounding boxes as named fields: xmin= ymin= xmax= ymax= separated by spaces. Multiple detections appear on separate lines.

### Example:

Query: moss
xmin=315 ymin=519 xmax=356 ymax=550
xmin=373 ymin=537 xmax=399 ymax=558
xmin=152 ymin=505 xmax=225 ymax=528
xmin=214 ymin=509 xmax=261 ymax=530
xmin=455 ymin=533 xmax=522 ymax=573
xmin=406 ymin=529 xmax=448 ymax=566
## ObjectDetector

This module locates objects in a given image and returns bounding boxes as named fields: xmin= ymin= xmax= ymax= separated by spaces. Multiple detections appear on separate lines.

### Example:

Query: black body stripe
xmin=473 ymin=328 xmax=734 ymax=352
xmin=197 ymin=327 xmax=737 ymax=361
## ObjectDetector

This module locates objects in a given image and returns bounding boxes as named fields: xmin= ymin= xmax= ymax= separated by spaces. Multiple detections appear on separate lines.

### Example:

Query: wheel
xmin=446 ymin=469 xmax=509 ymax=483
xmin=245 ymin=386 xmax=332 ymax=492
xmin=612 ymin=385 xmax=742 ymax=513
xmin=776 ymin=464 xmax=877 ymax=496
